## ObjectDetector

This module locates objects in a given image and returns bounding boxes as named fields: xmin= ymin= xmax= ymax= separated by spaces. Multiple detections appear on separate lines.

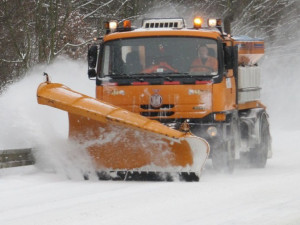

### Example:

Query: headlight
xmin=207 ymin=126 xmax=217 ymax=137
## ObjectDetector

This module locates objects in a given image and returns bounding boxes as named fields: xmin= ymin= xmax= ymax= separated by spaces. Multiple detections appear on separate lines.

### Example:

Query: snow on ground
xmin=1 ymin=37 xmax=300 ymax=224
xmin=1 ymin=129 xmax=300 ymax=225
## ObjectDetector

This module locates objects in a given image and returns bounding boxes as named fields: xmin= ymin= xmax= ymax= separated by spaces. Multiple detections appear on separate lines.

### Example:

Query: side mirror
xmin=88 ymin=45 xmax=98 ymax=69
xmin=87 ymin=45 xmax=98 ymax=79
xmin=224 ymin=45 xmax=238 ymax=70
xmin=88 ymin=69 xmax=97 ymax=79
xmin=224 ymin=46 xmax=233 ymax=70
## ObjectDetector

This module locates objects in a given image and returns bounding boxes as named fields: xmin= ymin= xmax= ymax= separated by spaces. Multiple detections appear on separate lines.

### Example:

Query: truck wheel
xmin=249 ymin=114 xmax=271 ymax=168
xmin=212 ymin=120 xmax=237 ymax=173
xmin=211 ymin=139 xmax=235 ymax=173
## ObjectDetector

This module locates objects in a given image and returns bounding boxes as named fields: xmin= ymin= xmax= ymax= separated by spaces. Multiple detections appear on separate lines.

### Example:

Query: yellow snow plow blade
xmin=37 ymin=81 xmax=209 ymax=181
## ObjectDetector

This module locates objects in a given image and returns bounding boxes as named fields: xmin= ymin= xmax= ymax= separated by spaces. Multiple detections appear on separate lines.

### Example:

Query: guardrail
xmin=0 ymin=148 xmax=35 ymax=168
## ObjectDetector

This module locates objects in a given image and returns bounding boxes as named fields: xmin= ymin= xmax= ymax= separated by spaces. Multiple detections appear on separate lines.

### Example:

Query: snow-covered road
xmin=1 ymin=129 xmax=300 ymax=225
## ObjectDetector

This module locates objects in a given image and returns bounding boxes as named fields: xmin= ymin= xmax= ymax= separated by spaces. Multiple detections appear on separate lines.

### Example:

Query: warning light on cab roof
xmin=193 ymin=17 xmax=203 ymax=29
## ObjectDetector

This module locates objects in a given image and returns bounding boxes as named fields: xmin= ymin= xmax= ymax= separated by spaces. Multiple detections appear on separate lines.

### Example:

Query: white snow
xmin=1 ymin=36 xmax=300 ymax=225
xmin=1 ymin=130 xmax=300 ymax=225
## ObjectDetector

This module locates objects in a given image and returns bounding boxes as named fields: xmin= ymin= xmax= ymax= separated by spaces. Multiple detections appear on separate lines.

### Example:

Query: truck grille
xmin=140 ymin=104 xmax=174 ymax=110
xmin=140 ymin=112 xmax=175 ymax=117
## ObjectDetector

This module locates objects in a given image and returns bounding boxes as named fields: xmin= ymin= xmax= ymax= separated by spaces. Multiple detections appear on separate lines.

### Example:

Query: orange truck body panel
xmin=97 ymin=82 xmax=213 ymax=119
xmin=97 ymin=75 xmax=238 ymax=119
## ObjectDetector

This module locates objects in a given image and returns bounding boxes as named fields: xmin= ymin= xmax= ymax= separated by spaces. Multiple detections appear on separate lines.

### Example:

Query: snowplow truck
xmin=36 ymin=17 xmax=271 ymax=180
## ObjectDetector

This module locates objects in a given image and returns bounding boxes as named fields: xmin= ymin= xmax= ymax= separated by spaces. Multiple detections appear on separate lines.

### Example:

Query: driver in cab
xmin=190 ymin=44 xmax=218 ymax=73
xmin=142 ymin=44 xmax=178 ymax=73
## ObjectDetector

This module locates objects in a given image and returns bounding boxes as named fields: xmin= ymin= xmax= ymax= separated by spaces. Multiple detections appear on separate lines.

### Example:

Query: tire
xmin=249 ymin=114 xmax=271 ymax=168
xmin=212 ymin=140 xmax=235 ymax=173
xmin=212 ymin=120 xmax=238 ymax=173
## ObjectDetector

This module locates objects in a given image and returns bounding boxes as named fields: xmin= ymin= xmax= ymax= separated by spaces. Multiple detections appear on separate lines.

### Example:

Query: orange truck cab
xmin=87 ymin=17 xmax=272 ymax=172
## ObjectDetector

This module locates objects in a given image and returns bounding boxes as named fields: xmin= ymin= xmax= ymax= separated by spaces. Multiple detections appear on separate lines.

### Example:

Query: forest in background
xmin=0 ymin=0 xmax=299 ymax=92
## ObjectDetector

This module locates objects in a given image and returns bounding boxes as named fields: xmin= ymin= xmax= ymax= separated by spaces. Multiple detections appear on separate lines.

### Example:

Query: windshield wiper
xmin=162 ymin=72 xmax=192 ymax=78
xmin=123 ymin=73 xmax=172 ymax=81
xmin=104 ymin=72 xmax=214 ymax=80
xmin=104 ymin=73 xmax=152 ymax=82
xmin=104 ymin=73 xmax=133 ymax=78
xmin=128 ymin=72 xmax=194 ymax=81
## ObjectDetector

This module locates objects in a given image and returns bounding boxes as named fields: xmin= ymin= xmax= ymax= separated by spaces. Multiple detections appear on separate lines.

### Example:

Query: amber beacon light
xmin=123 ymin=20 xmax=131 ymax=29
xmin=193 ymin=17 xmax=203 ymax=29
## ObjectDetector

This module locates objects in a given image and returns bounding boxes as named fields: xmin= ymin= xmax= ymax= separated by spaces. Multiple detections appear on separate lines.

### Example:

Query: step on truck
xmin=36 ymin=17 xmax=271 ymax=180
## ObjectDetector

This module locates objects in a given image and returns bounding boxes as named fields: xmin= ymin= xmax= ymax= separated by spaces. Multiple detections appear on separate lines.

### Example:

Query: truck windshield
xmin=100 ymin=37 xmax=218 ymax=77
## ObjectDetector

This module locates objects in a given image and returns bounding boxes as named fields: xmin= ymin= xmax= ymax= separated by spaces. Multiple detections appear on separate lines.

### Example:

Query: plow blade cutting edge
xmin=37 ymin=82 xmax=209 ymax=181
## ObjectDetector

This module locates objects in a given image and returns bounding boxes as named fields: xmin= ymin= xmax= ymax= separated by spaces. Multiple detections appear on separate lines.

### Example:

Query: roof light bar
xmin=104 ymin=20 xmax=133 ymax=33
